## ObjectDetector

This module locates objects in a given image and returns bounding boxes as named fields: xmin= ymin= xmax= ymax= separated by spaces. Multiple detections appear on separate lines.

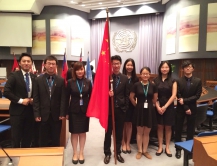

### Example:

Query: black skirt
xmin=68 ymin=111 xmax=90 ymax=133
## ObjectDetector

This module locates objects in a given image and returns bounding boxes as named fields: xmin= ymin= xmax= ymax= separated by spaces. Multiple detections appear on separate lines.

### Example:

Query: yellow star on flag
xmin=101 ymin=51 xmax=106 ymax=55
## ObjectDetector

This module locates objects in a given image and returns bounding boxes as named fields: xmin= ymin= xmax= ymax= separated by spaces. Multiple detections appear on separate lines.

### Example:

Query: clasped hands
xmin=22 ymin=98 xmax=33 ymax=105
xmin=178 ymin=98 xmax=191 ymax=115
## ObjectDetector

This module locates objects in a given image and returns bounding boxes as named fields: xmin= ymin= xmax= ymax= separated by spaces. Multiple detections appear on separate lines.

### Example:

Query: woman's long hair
xmin=122 ymin=58 xmax=137 ymax=83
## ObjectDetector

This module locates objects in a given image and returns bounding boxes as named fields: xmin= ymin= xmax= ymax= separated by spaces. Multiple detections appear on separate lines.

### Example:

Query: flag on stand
xmin=86 ymin=20 xmax=110 ymax=130
xmin=61 ymin=52 xmax=68 ymax=85
xmin=79 ymin=48 xmax=82 ymax=62
xmin=86 ymin=56 xmax=93 ymax=86
xmin=32 ymin=61 xmax=36 ymax=74
xmin=41 ymin=61 xmax=44 ymax=73
xmin=12 ymin=54 xmax=19 ymax=71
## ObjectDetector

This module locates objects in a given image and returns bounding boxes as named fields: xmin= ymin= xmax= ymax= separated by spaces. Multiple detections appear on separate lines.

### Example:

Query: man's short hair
xmin=111 ymin=55 xmax=122 ymax=64
xmin=18 ymin=53 xmax=33 ymax=62
xmin=182 ymin=60 xmax=195 ymax=69
xmin=44 ymin=55 xmax=58 ymax=65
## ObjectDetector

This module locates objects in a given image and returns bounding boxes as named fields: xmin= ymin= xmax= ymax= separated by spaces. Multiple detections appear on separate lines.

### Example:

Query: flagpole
xmin=106 ymin=8 xmax=117 ymax=165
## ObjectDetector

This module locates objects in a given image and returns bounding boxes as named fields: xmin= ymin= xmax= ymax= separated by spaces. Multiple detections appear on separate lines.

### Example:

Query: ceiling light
xmin=81 ymin=4 xmax=85 ymax=6
xmin=98 ymin=2 xmax=102 ymax=5
xmin=70 ymin=0 xmax=75 ymax=3
xmin=117 ymin=0 xmax=121 ymax=2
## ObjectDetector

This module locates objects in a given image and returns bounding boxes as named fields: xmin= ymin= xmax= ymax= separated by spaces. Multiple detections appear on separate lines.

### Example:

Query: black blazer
xmin=33 ymin=73 xmax=66 ymax=122
xmin=4 ymin=71 xmax=36 ymax=115
xmin=110 ymin=73 xmax=129 ymax=113
xmin=177 ymin=76 xmax=202 ymax=113
xmin=66 ymin=78 xmax=92 ymax=114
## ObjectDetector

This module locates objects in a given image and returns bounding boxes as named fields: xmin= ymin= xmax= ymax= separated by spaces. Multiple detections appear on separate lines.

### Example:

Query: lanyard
xmin=76 ymin=80 xmax=83 ymax=97
xmin=46 ymin=78 xmax=54 ymax=98
xmin=46 ymin=78 xmax=54 ymax=88
xmin=141 ymin=82 xmax=149 ymax=98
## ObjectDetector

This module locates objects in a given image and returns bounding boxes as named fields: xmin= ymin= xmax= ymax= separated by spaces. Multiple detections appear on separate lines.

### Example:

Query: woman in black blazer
xmin=66 ymin=62 xmax=92 ymax=164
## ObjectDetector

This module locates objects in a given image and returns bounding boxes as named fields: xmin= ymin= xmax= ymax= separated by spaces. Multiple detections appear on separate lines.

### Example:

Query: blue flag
xmin=86 ymin=56 xmax=93 ymax=86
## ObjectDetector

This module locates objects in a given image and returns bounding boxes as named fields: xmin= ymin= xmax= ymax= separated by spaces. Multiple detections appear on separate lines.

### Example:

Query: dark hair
xmin=122 ymin=58 xmax=137 ymax=82
xmin=18 ymin=53 xmax=33 ymax=62
xmin=111 ymin=55 xmax=122 ymax=64
xmin=182 ymin=60 xmax=195 ymax=69
xmin=158 ymin=61 xmax=172 ymax=78
xmin=72 ymin=62 xmax=86 ymax=80
xmin=90 ymin=65 xmax=94 ymax=71
xmin=70 ymin=62 xmax=74 ymax=68
xmin=44 ymin=55 xmax=58 ymax=65
xmin=140 ymin=67 xmax=151 ymax=74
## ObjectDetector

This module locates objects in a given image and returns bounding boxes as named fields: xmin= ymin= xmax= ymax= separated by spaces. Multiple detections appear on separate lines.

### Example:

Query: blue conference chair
xmin=206 ymin=100 xmax=217 ymax=130
xmin=0 ymin=125 xmax=11 ymax=134
xmin=175 ymin=131 xmax=217 ymax=166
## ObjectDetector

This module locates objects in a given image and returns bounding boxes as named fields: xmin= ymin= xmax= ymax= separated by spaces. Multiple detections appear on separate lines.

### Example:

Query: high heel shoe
xmin=155 ymin=149 xmax=163 ymax=156
xmin=165 ymin=149 xmax=172 ymax=157
xmin=122 ymin=149 xmax=127 ymax=154
xmin=79 ymin=159 xmax=85 ymax=164
xmin=72 ymin=159 xmax=78 ymax=164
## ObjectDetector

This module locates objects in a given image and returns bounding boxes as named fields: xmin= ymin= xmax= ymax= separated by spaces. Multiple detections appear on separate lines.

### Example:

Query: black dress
xmin=66 ymin=78 xmax=92 ymax=133
xmin=125 ymin=77 xmax=139 ymax=122
xmin=131 ymin=81 xmax=157 ymax=128
xmin=153 ymin=77 xmax=176 ymax=126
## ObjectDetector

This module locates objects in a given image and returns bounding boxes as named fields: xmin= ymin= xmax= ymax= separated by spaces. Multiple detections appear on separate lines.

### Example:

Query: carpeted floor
xmin=63 ymin=118 xmax=194 ymax=166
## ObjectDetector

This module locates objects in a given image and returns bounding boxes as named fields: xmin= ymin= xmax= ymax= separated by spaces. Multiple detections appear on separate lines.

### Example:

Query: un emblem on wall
xmin=112 ymin=29 xmax=137 ymax=53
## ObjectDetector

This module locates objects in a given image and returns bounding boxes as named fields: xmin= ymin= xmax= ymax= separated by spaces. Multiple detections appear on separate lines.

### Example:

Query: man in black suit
xmin=33 ymin=55 xmax=66 ymax=147
xmin=4 ymin=53 xmax=36 ymax=148
xmin=104 ymin=55 xmax=129 ymax=164
xmin=175 ymin=60 xmax=202 ymax=159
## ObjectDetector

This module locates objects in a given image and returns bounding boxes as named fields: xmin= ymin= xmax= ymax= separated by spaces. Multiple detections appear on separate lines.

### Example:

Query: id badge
xmin=80 ymin=99 xmax=83 ymax=106
xmin=144 ymin=101 xmax=148 ymax=108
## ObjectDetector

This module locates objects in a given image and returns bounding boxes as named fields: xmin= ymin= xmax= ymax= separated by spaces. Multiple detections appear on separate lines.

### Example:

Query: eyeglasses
xmin=112 ymin=63 xmax=121 ymax=66
xmin=141 ymin=73 xmax=150 ymax=76
xmin=46 ymin=63 xmax=56 ymax=66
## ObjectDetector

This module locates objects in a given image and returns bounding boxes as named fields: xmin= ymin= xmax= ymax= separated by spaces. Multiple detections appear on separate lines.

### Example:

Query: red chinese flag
xmin=61 ymin=52 xmax=68 ymax=85
xmin=12 ymin=55 xmax=19 ymax=71
xmin=86 ymin=20 xmax=110 ymax=130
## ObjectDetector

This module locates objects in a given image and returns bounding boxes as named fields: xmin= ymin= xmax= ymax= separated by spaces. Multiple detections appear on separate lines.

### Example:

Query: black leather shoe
xmin=79 ymin=159 xmax=85 ymax=164
xmin=72 ymin=159 xmax=78 ymax=164
xmin=127 ymin=149 xmax=131 ymax=154
xmin=155 ymin=149 xmax=163 ymax=156
xmin=117 ymin=154 xmax=124 ymax=163
xmin=104 ymin=155 xmax=111 ymax=164
xmin=165 ymin=149 xmax=172 ymax=158
xmin=175 ymin=150 xmax=181 ymax=159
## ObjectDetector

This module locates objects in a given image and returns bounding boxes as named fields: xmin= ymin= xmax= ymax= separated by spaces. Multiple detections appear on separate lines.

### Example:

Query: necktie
xmin=25 ymin=73 xmax=30 ymax=92
xmin=187 ymin=78 xmax=191 ymax=89
xmin=48 ymin=76 xmax=53 ymax=98
xmin=114 ymin=75 xmax=119 ymax=89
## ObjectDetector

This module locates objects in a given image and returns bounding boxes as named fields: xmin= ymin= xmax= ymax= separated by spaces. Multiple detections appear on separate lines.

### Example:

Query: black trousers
xmin=39 ymin=115 xmax=62 ymax=147
xmin=104 ymin=107 xmax=126 ymax=156
xmin=175 ymin=107 xmax=196 ymax=149
xmin=10 ymin=106 xmax=34 ymax=148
